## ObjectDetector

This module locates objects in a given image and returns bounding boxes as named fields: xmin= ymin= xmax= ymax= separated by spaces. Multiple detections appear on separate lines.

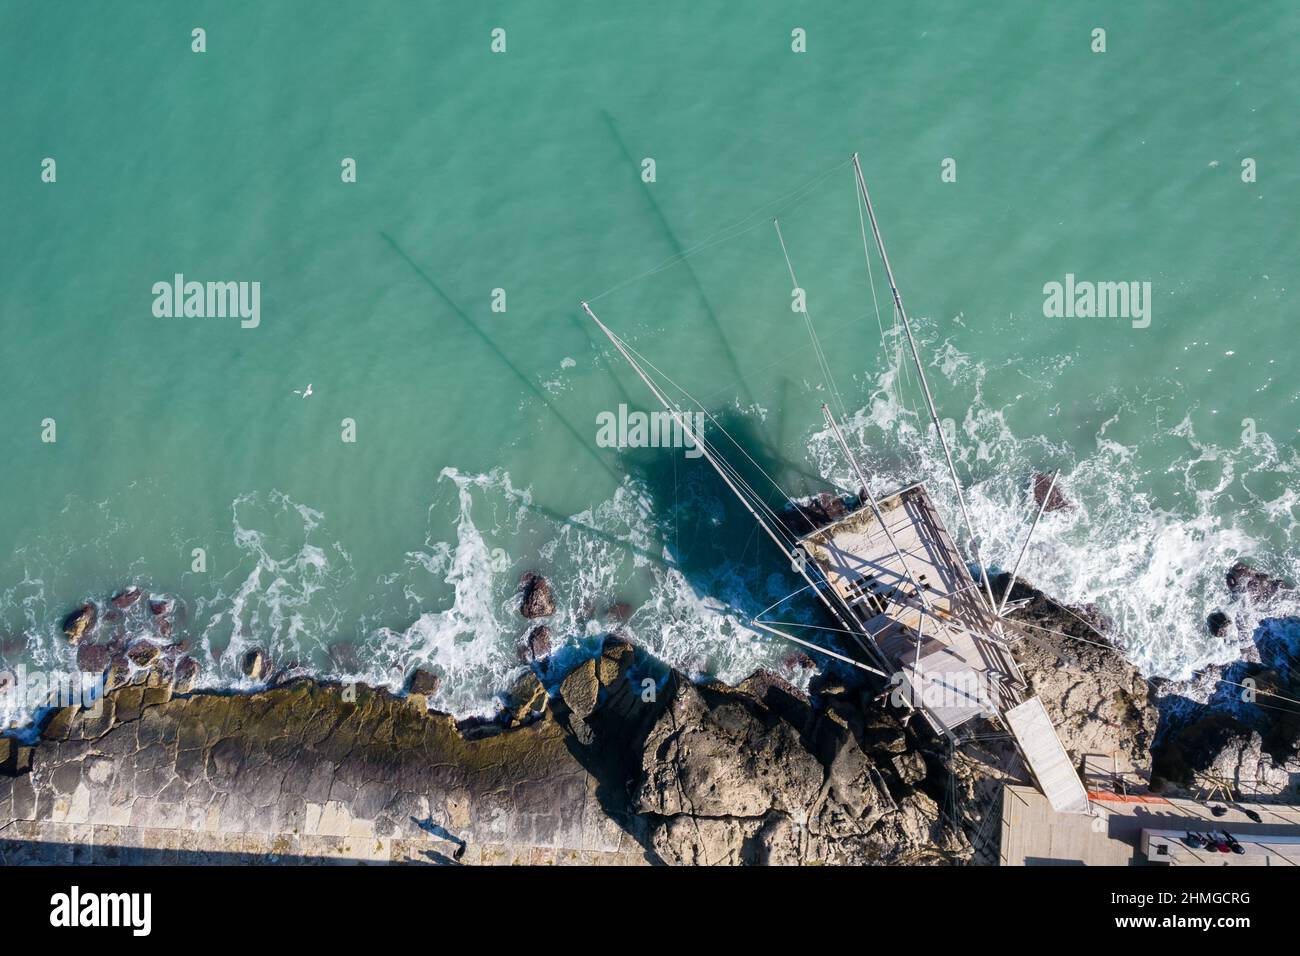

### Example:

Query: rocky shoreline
xmin=2 ymin=563 xmax=1298 ymax=865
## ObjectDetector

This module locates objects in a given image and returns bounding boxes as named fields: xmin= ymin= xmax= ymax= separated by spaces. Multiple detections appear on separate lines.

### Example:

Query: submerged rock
xmin=1226 ymin=561 xmax=1287 ymax=603
xmin=406 ymin=668 xmax=441 ymax=697
xmin=1031 ymin=472 xmax=1071 ymax=512
xmin=126 ymin=641 xmax=161 ymax=668
xmin=62 ymin=603 xmax=98 ymax=644
xmin=111 ymin=586 xmax=143 ymax=609
xmin=76 ymin=642 xmax=111 ymax=674
xmin=518 ymin=572 xmax=556 ymax=618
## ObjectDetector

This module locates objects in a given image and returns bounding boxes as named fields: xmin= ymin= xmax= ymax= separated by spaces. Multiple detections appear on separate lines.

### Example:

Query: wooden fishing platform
xmin=582 ymin=155 xmax=1093 ymax=817
xmin=798 ymin=483 xmax=1090 ymax=813
xmin=798 ymin=483 xmax=1027 ymax=732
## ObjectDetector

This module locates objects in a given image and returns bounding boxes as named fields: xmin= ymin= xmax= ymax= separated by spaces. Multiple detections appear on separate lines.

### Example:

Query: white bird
xmin=293 ymin=384 xmax=313 ymax=399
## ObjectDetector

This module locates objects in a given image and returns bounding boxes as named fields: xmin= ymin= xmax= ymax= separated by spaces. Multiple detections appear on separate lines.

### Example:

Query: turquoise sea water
xmin=2 ymin=2 xmax=1299 ymax=721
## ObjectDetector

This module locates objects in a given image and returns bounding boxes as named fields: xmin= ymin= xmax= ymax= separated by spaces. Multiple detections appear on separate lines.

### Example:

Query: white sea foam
xmin=4 ymin=333 xmax=1298 ymax=728
xmin=810 ymin=332 xmax=1300 ymax=684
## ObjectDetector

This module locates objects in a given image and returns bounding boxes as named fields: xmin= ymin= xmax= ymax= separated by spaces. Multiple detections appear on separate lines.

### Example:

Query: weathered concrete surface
xmin=1 ymin=673 xmax=644 ymax=865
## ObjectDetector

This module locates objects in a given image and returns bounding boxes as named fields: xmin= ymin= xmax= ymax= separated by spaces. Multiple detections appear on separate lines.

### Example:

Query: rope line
xmin=773 ymin=218 xmax=852 ymax=428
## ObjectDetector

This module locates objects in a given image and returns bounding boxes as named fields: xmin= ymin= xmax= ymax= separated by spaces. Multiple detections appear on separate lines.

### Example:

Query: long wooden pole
xmin=580 ymin=302 xmax=865 ymax=647
xmin=749 ymin=620 xmax=888 ymax=677
xmin=851 ymin=153 xmax=998 ymax=615
xmin=997 ymin=469 xmax=1059 ymax=616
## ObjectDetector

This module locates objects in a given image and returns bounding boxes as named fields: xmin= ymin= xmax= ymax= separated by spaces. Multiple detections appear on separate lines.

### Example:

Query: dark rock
xmin=405 ymin=668 xmax=440 ymax=697
xmin=111 ymin=587 xmax=143 ymax=609
xmin=569 ymin=713 xmax=595 ymax=746
xmin=519 ymin=624 xmax=551 ymax=662
xmin=172 ymin=656 xmax=200 ymax=694
xmin=127 ymin=642 xmax=161 ymax=668
xmin=148 ymin=598 xmax=174 ymax=617
xmin=559 ymin=657 xmax=599 ymax=719
xmin=62 ymin=603 xmax=98 ymax=644
xmin=738 ymin=669 xmax=813 ymax=731
xmin=1032 ymin=472 xmax=1071 ymax=512
xmin=1226 ymin=561 xmax=1286 ymax=603
xmin=518 ymin=572 xmax=556 ymax=618
xmin=1207 ymin=610 xmax=1232 ymax=638
xmin=76 ymin=642 xmax=111 ymax=674
xmin=781 ymin=491 xmax=854 ymax=534
xmin=240 ymin=648 xmax=267 ymax=681
xmin=782 ymin=651 xmax=816 ymax=671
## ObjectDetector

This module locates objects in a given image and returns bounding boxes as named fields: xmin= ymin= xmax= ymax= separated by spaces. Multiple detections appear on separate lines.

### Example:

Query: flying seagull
xmin=293 ymin=384 xmax=313 ymax=399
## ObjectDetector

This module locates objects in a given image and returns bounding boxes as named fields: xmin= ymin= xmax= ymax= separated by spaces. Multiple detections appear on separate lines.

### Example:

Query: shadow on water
xmin=605 ymin=404 xmax=861 ymax=665
xmin=599 ymin=110 xmax=758 ymax=413
xmin=380 ymin=231 xmax=619 ymax=483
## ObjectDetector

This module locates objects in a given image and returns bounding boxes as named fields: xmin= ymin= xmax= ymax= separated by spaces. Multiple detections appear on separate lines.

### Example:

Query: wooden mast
xmin=997 ymin=469 xmax=1059 ymax=616
xmin=851 ymin=153 xmax=999 ymax=614
xmin=579 ymin=301 xmax=872 ymax=659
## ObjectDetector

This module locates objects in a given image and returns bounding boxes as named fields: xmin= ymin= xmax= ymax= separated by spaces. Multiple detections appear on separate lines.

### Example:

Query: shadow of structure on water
xmin=532 ymin=406 xmax=889 ymax=863
xmin=609 ymin=404 xmax=859 ymax=657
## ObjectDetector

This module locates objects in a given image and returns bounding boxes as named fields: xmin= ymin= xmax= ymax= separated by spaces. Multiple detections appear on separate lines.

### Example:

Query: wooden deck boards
xmin=801 ymin=485 xmax=1024 ymax=730
xmin=1002 ymin=785 xmax=1300 ymax=865
xmin=1005 ymin=697 xmax=1091 ymax=814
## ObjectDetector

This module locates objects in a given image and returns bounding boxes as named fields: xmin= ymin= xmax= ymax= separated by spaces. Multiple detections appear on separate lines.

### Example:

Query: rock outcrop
xmin=517 ymin=572 xmax=555 ymax=619
xmin=4 ymin=629 xmax=975 ymax=866
xmin=62 ymin=604 xmax=97 ymax=644
xmin=1031 ymin=472 xmax=1070 ymax=512
xmin=1002 ymin=578 xmax=1159 ymax=772
xmin=6 ymin=579 xmax=1225 ymax=866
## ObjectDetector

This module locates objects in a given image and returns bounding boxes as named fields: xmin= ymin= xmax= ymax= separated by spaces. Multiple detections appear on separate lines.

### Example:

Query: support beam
xmin=998 ymin=469 xmax=1058 ymax=616
xmin=851 ymin=153 xmax=998 ymax=615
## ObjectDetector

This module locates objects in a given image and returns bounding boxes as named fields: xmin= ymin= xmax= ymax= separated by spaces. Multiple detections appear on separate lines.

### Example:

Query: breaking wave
xmin=5 ymin=329 xmax=1299 ymax=728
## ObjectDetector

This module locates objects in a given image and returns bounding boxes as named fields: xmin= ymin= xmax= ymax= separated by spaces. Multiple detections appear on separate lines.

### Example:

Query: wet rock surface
xmin=62 ymin=604 xmax=98 ymax=644
xmin=4 ymin=630 xmax=979 ymax=865
xmin=517 ymin=572 xmax=555 ymax=619
xmin=9 ymin=576 xmax=1290 ymax=865
xmin=1031 ymin=472 xmax=1071 ymax=512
